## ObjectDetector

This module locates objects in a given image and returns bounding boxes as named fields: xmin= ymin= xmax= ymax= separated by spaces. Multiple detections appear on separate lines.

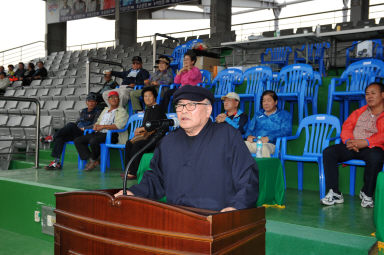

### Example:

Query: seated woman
xmin=125 ymin=86 xmax=167 ymax=179
xmin=244 ymin=90 xmax=292 ymax=157
xmin=130 ymin=55 xmax=174 ymax=113
xmin=161 ymin=50 xmax=202 ymax=112
xmin=74 ymin=91 xmax=129 ymax=171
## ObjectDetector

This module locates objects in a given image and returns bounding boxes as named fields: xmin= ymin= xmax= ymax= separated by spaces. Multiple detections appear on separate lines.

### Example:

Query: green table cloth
xmin=136 ymin=153 xmax=285 ymax=207
xmin=375 ymin=171 xmax=384 ymax=242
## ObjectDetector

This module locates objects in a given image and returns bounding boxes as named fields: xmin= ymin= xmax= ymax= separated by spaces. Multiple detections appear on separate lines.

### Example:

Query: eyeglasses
xmin=108 ymin=95 xmax=119 ymax=99
xmin=132 ymin=62 xmax=141 ymax=65
xmin=175 ymin=102 xmax=209 ymax=112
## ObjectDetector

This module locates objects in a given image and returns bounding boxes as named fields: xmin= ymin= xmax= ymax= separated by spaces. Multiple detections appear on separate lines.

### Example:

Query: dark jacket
xmin=129 ymin=120 xmax=259 ymax=211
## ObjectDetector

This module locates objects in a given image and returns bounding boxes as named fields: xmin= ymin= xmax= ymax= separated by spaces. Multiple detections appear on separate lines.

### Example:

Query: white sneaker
xmin=359 ymin=190 xmax=374 ymax=208
xmin=321 ymin=189 xmax=344 ymax=206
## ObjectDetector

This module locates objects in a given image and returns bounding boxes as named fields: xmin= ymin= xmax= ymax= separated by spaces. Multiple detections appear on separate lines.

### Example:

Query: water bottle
xmin=256 ymin=136 xmax=263 ymax=158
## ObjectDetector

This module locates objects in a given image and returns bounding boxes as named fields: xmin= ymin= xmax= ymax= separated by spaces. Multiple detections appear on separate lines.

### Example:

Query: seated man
xmin=14 ymin=62 xmax=26 ymax=81
xmin=95 ymin=70 xmax=118 ymax=108
xmin=102 ymin=56 xmax=150 ymax=108
xmin=115 ymin=85 xmax=259 ymax=212
xmin=215 ymin=92 xmax=248 ymax=135
xmin=130 ymin=55 xmax=174 ymax=113
xmin=245 ymin=90 xmax=292 ymax=157
xmin=45 ymin=94 xmax=101 ymax=170
xmin=74 ymin=91 xmax=129 ymax=171
xmin=23 ymin=61 xmax=47 ymax=86
xmin=321 ymin=82 xmax=384 ymax=208
xmin=32 ymin=61 xmax=48 ymax=80
xmin=0 ymin=72 xmax=10 ymax=95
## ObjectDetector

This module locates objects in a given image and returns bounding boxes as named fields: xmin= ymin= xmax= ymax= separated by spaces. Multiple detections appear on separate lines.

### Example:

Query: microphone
xmin=144 ymin=118 xmax=179 ymax=132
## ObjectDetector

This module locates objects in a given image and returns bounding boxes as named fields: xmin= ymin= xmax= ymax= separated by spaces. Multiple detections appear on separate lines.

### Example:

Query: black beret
xmin=86 ymin=93 xmax=98 ymax=101
xmin=173 ymin=85 xmax=214 ymax=105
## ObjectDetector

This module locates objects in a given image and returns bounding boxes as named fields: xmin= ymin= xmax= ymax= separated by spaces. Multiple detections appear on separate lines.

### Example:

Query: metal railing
xmin=0 ymin=41 xmax=45 ymax=67
xmin=0 ymin=96 xmax=41 ymax=169
xmin=65 ymin=4 xmax=384 ymax=50
xmin=85 ymin=58 xmax=123 ymax=95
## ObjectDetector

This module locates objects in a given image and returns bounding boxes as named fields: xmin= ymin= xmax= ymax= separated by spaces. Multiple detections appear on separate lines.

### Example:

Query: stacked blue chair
xmin=210 ymin=68 xmax=243 ymax=116
xmin=271 ymin=64 xmax=314 ymax=123
xmin=326 ymin=59 xmax=384 ymax=123
xmin=169 ymin=44 xmax=190 ymax=71
xmin=280 ymin=114 xmax=341 ymax=198
xmin=346 ymin=39 xmax=384 ymax=66
xmin=294 ymin=42 xmax=330 ymax=76
xmin=199 ymin=69 xmax=212 ymax=88
xmin=99 ymin=113 xmax=144 ymax=173
xmin=169 ymin=39 xmax=202 ymax=72
xmin=261 ymin=46 xmax=292 ymax=69
xmin=238 ymin=66 xmax=273 ymax=119
xmin=304 ymin=71 xmax=322 ymax=116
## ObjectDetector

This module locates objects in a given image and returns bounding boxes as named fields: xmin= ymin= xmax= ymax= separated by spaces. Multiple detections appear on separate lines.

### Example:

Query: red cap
xmin=108 ymin=91 xmax=119 ymax=98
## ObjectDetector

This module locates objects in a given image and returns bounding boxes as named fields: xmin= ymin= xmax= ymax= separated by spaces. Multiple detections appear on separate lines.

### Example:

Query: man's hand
xmin=128 ymin=83 xmax=135 ymax=88
xmin=80 ymin=127 xmax=85 ymax=131
xmin=114 ymin=189 xmax=134 ymax=197
xmin=247 ymin=135 xmax=256 ymax=143
xmin=151 ymin=81 xmax=159 ymax=86
xmin=215 ymin=113 xmax=227 ymax=123
xmin=346 ymin=139 xmax=368 ymax=152
xmin=93 ymin=124 xmax=103 ymax=131
xmin=220 ymin=207 xmax=237 ymax=212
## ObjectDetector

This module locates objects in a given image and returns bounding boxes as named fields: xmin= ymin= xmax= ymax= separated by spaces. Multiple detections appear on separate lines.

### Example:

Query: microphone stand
xmin=122 ymin=125 xmax=168 ymax=195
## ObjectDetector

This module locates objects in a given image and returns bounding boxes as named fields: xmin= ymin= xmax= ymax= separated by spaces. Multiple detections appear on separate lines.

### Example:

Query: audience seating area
xmin=0 ymin=28 xmax=383 ymax=199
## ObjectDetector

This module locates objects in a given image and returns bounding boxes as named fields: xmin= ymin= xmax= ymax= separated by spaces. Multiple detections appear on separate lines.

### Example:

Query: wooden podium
xmin=54 ymin=189 xmax=265 ymax=255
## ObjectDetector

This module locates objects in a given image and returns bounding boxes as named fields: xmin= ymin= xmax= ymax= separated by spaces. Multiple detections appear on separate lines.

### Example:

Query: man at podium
xmin=115 ymin=85 xmax=259 ymax=212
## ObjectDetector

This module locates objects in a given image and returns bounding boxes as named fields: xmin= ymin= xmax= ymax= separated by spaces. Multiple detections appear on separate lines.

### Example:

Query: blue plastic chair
xmin=211 ymin=68 xmax=243 ymax=116
xmin=326 ymin=59 xmax=384 ymax=123
xmin=346 ymin=39 xmax=384 ymax=66
xmin=185 ymin=39 xmax=202 ymax=48
xmin=340 ymin=159 xmax=384 ymax=196
xmin=261 ymin=46 xmax=292 ymax=69
xmin=271 ymin=64 xmax=314 ymax=123
xmin=280 ymin=114 xmax=341 ymax=199
xmin=61 ymin=129 xmax=97 ymax=170
xmin=238 ymin=66 xmax=273 ymax=120
xmin=99 ymin=113 xmax=144 ymax=173
xmin=304 ymin=71 xmax=322 ymax=117
xmin=169 ymin=44 xmax=190 ymax=72
xmin=199 ymin=69 xmax=212 ymax=88
xmin=294 ymin=42 xmax=330 ymax=76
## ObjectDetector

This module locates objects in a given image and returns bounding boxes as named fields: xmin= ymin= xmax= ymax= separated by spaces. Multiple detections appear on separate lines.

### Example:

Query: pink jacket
xmin=341 ymin=105 xmax=384 ymax=150
xmin=174 ymin=66 xmax=202 ymax=86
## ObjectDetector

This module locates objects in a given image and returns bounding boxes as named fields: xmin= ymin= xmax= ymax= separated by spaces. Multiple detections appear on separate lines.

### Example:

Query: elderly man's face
xmin=108 ymin=95 xmax=120 ymax=108
xmin=132 ymin=61 xmax=142 ymax=70
xmin=223 ymin=98 xmax=238 ymax=112
xmin=365 ymin=84 xmax=384 ymax=108
xmin=176 ymin=99 xmax=212 ymax=136
xmin=86 ymin=100 xmax=97 ymax=111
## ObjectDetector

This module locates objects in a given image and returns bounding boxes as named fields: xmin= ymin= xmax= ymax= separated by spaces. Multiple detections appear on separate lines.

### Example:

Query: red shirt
xmin=341 ymin=105 xmax=384 ymax=150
